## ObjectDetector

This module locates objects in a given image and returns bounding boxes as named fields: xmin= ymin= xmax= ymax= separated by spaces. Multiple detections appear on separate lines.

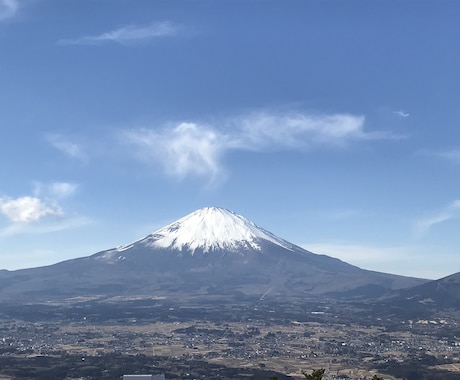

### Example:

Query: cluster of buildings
xmin=1 ymin=312 xmax=460 ymax=378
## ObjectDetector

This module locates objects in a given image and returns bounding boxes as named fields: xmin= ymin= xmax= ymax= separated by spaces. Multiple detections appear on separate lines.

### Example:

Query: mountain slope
xmin=0 ymin=207 xmax=427 ymax=302
xmin=381 ymin=272 xmax=460 ymax=313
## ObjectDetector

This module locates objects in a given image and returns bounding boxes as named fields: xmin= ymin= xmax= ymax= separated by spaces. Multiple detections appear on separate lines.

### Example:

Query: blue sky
xmin=1 ymin=0 xmax=459 ymax=279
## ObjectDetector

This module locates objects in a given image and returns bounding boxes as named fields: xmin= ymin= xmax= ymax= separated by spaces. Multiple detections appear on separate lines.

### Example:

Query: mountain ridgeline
xmin=0 ymin=207 xmax=428 ymax=302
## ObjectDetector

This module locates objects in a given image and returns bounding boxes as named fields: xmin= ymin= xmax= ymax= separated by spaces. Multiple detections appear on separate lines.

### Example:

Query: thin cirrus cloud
xmin=0 ymin=216 xmax=92 ymax=237
xmin=33 ymin=181 xmax=78 ymax=199
xmin=123 ymin=111 xmax=400 ymax=181
xmin=57 ymin=21 xmax=179 ymax=46
xmin=125 ymin=122 xmax=224 ymax=180
xmin=0 ymin=196 xmax=63 ymax=223
xmin=393 ymin=110 xmax=410 ymax=118
xmin=0 ymin=0 xmax=18 ymax=21
xmin=436 ymin=149 xmax=460 ymax=165
xmin=47 ymin=134 xmax=87 ymax=162
xmin=229 ymin=112 xmax=371 ymax=150
xmin=413 ymin=199 xmax=460 ymax=238
xmin=49 ymin=182 xmax=78 ymax=198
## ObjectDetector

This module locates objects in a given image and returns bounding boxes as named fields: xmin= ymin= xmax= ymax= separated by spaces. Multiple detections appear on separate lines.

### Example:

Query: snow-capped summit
xmin=121 ymin=207 xmax=294 ymax=254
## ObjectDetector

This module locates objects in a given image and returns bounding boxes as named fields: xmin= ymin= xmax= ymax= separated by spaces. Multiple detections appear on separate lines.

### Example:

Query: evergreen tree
xmin=303 ymin=368 xmax=325 ymax=380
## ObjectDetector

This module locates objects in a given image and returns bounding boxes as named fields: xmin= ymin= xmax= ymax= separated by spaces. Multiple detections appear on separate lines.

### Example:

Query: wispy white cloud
xmin=49 ymin=182 xmax=78 ymax=198
xmin=0 ymin=0 xmax=18 ymax=21
xmin=0 ymin=196 xmax=63 ymax=223
xmin=0 ymin=216 xmax=92 ymax=237
xmin=435 ymin=149 xmax=460 ymax=165
xmin=123 ymin=111 xmax=400 ymax=180
xmin=125 ymin=122 xmax=224 ymax=180
xmin=230 ymin=113 xmax=371 ymax=150
xmin=393 ymin=110 xmax=410 ymax=118
xmin=33 ymin=181 xmax=78 ymax=199
xmin=58 ymin=21 xmax=179 ymax=46
xmin=47 ymin=134 xmax=87 ymax=161
xmin=414 ymin=200 xmax=460 ymax=238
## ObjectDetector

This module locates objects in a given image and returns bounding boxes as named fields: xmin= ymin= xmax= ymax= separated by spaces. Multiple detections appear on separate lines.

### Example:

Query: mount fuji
xmin=0 ymin=207 xmax=426 ymax=302
xmin=103 ymin=206 xmax=296 ymax=256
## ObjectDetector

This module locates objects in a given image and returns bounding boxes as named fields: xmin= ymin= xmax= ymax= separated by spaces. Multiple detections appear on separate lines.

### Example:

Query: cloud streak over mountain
xmin=125 ymin=122 xmax=224 ymax=180
xmin=124 ymin=112 xmax=400 ymax=180
xmin=414 ymin=200 xmax=460 ymax=238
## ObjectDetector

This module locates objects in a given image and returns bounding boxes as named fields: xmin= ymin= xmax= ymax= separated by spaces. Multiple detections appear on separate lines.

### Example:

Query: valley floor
xmin=0 ymin=296 xmax=459 ymax=379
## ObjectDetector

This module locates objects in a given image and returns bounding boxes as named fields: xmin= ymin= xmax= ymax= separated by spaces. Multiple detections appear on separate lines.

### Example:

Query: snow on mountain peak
xmin=137 ymin=207 xmax=293 ymax=253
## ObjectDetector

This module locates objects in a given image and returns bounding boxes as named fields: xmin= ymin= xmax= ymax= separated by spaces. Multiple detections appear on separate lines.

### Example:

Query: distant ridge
xmin=381 ymin=271 xmax=460 ymax=312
